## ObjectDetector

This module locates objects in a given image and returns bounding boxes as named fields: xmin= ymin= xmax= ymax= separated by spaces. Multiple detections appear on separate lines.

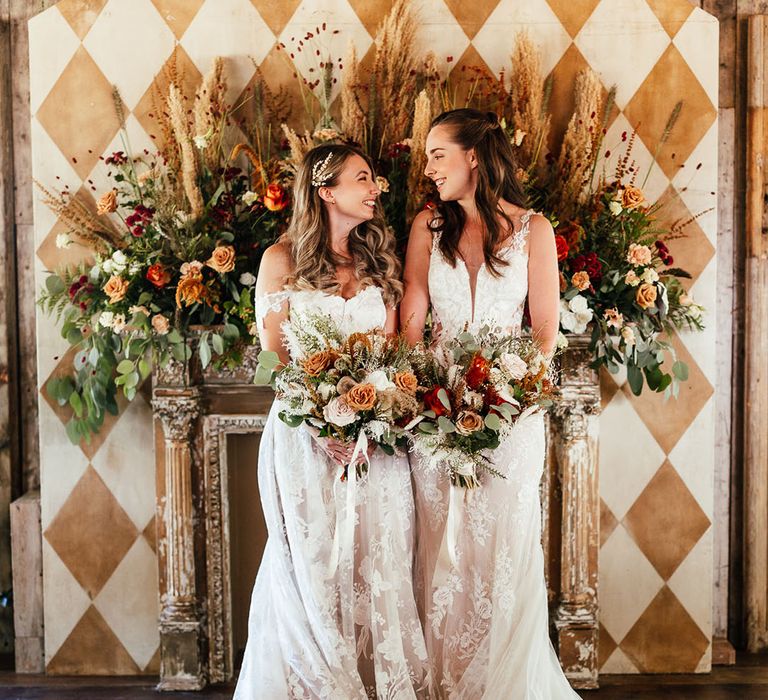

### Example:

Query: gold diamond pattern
xmin=623 ymin=43 xmax=716 ymax=181
xmin=654 ymin=185 xmax=716 ymax=284
xmin=623 ymin=332 xmax=714 ymax=455
xmin=623 ymin=461 xmax=710 ymax=580
xmin=30 ymin=0 xmax=719 ymax=677
xmin=44 ymin=466 xmax=139 ymax=598
xmin=621 ymin=586 xmax=709 ymax=672
xmin=36 ymin=46 xmax=123 ymax=180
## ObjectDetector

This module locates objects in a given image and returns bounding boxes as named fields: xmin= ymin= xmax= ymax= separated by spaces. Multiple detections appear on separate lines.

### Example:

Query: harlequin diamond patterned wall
xmin=30 ymin=0 xmax=717 ymax=676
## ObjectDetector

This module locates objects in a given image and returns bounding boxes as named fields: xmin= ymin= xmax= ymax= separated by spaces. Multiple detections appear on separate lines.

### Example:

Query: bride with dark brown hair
xmin=401 ymin=109 xmax=580 ymax=699
xmin=235 ymin=143 xmax=428 ymax=699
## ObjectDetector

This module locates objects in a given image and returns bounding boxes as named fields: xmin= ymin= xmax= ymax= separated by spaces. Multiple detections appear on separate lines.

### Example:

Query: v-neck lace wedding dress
xmin=412 ymin=211 xmax=580 ymax=699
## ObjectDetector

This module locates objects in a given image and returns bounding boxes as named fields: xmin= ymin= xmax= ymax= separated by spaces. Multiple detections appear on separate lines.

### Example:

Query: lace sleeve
xmin=254 ymin=290 xmax=290 ymax=331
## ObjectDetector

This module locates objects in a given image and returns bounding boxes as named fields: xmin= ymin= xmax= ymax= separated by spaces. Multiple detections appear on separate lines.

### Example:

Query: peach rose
xmin=103 ymin=275 xmax=128 ymax=303
xmin=625 ymin=270 xmax=641 ymax=287
xmin=455 ymin=410 xmax=484 ymax=435
xmin=394 ymin=371 xmax=418 ymax=394
xmin=621 ymin=185 xmax=645 ymax=210
xmin=345 ymin=383 xmax=376 ymax=411
xmin=571 ymin=271 xmax=591 ymax=291
xmin=207 ymin=245 xmax=236 ymax=273
xmin=301 ymin=350 xmax=336 ymax=377
xmin=626 ymin=243 xmax=652 ymax=267
xmin=152 ymin=314 xmax=170 ymax=335
xmin=180 ymin=260 xmax=204 ymax=278
xmin=263 ymin=183 xmax=289 ymax=212
xmin=336 ymin=376 xmax=358 ymax=395
xmin=96 ymin=189 xmax=118 ymax=215
xmin=635 ymin=283 xmax=658 ymax=309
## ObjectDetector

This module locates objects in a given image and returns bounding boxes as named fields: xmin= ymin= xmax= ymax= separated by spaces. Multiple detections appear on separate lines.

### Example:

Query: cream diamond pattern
xmin=410 ymin=0 xmax=469 ymax=71
xmin=278 ymin=0 xmax=372 ymax=104
xmin=82 ymin=0 xmax=176 ymax=110
xmin=94 ymin=538 xmax=160 ymax=670
xmin=667 ymin=534 xmax=713 ymax=638
xmin=673 ymin=8 xmax=719 ymax=105
xmin=575 ymin=0 xmax=670 ymax=109
xmin=181 ymin=0 xmax=275 ymax=103
xmin=473 ymin=0 xmax=571 ymax=76
xmin=28 ymin=7 xmax=80 ymax=114
xmin=599 ymin=390 xmax=665 ymax=520
xmin=599 ymin=525 xmax=664 ymax=644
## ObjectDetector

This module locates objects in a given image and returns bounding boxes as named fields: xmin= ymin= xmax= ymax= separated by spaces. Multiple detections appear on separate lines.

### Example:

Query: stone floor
xmin=0 ymin=656 xmax=766 ymax=699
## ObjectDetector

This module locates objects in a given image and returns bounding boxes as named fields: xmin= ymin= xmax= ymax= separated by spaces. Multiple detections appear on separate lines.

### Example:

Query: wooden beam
xmin=744 ymin=13 xmax=768 ymax=653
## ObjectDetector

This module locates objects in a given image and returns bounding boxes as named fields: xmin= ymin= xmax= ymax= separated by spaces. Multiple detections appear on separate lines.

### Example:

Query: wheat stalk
xmin=168 ymin=84 xmax=204 ymax=218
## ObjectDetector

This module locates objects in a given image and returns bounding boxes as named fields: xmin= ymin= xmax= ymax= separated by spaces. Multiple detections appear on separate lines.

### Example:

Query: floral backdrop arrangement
xmin=39 ymin=0 xmax=706 ymax=442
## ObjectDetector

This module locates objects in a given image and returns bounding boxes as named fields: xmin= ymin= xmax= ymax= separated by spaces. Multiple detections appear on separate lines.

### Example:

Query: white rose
xmin=609 ymin=200 xmax=623 ymax=216
xmin=621 ymin=326 xmax=636 ymax=346
xmin=239 ymin=272 xmax=256 ymax=286
xmin=242 ymin=191 xmax=259 ymax=206
xmin=641 ymin=267 xmax=659 ymax=284
xmin=323 ymin=397 xmax=357 ymax=427
xmin=98 ymin=311 xmax=114 ymax=328
xmin=56 ymin=233 xmax=72 ymax=249
xmin=365 ymin=369 xmax=394 ymax=391
xmin=111 ymin=251 xmax=127 ymax=273
xmin=499 ymin=352 xmax=528 ymax=380
xmin=112 ymin=313 xmax=126 ymax=333
xmin=101 ymin=259 xmax=114 ymax=274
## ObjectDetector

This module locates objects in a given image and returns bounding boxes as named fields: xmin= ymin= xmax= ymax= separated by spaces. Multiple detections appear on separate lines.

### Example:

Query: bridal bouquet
xmin=410 ymin=327 xmax=555 ymax=488
xmin=255 ymin=312 xmax=421 ymax=479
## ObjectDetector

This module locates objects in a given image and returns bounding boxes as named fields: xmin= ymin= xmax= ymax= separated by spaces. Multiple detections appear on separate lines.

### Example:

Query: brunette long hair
xmin=429 ymin=109 xmax=529 ymax=275
xmin=281 ymin=143 xmax=403 ymax=305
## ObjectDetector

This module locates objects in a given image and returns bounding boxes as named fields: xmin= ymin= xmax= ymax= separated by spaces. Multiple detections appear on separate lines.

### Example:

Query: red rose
xmin=465 ymin=354 xmax=490 ymax=390
xmin=263 ymin=183 xmax=289 ymax=212
xmin=146 ymin=263 xmax=171 ymax=288
xmin=554 ymin=234 xmax=569 ymax=262
xmin=423 ymin=387 xmax=451 ymax=417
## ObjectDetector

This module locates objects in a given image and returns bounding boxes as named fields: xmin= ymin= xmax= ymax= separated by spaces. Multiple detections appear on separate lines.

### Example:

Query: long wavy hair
xmin=429 ymin=109 xmax=529 ymax=275
xmin=281 ymin=143 xmax=403 ymax=306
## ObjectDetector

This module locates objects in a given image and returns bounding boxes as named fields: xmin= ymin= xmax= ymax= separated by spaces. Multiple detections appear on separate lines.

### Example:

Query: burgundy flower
xmin=105 ymin=151 xmax=128 ymax=166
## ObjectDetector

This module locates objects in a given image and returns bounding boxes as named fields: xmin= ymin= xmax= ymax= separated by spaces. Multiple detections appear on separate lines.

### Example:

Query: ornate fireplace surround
xmin=150 ymin=336 xmax=600 ymax=690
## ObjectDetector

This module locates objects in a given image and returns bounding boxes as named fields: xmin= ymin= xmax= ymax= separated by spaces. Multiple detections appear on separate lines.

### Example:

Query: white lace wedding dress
xmin=412 ymin=211 xmax=580 ymax=699
xmin=234 ymin=285 xmax=429 ymax=700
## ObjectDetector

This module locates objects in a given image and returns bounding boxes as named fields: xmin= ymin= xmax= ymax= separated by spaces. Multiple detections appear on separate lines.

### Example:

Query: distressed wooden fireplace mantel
xmin=151 ymin=335 xmax=600 ymax=690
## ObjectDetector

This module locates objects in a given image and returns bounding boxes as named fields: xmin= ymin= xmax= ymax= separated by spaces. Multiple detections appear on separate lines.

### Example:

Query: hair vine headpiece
xmin=311 ymin=152 xmax=334 ymax=187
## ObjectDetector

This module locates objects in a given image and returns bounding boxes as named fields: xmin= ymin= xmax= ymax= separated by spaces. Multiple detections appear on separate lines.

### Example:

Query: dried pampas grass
xmin=340 ymin=41 xmax=367 ymax=146
xmin=168 ymin=84 xmax=204 ymax=219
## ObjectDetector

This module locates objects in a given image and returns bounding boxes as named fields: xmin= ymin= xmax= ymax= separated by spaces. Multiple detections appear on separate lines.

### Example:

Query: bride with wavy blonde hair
xmin=234 ymin=143 xmax=429 ymax=700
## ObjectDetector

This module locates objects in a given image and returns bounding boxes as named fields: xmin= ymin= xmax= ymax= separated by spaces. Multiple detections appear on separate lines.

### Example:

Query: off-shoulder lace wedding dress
xmin=234 ymin=285 xmax=429 ymax=700
xmin=413 ymin=211 xmax=580 ymax=699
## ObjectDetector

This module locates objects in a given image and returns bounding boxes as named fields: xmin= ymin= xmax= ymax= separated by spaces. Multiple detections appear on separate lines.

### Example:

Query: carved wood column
xmin=744 ymin=14 xmax=768 ymax=653
xmin=153 ymin=375 xmax=205 ymax=690
xmin=550 ymin=335 xmax=600 ymax=689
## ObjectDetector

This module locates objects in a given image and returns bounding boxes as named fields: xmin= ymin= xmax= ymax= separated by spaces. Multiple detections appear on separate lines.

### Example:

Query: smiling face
xmin=322 ymin=154 xmax=380 ymax=224
xmin=424 ymin=124 xmax=477 ymax=202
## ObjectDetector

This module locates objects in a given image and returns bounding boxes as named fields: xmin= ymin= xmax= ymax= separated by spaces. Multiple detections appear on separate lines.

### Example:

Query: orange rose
xmin=345 ymin=383 xmax=377 ymax=411
xmin=263 ymin=183 xmax=289 ymax=212
xmin=146 ymin=263 xmax=171 ymax=288
xmin=176 ymin=276 xmax=209 ymax=307
xmin=103 ymin=275 xmax=128 ymax=303
xmin=301 ymin=350 xmax=336 ymax=377
xmin=635 ymin=283 xmax=658 ymax=309
xmin=151 ymin=314 xmax=170 ymax=335
xmin=571 ymin=271 xmax=591 ymax=291
xmin=455 ymin=410 xmax=484 ymax=436
xmin=622 ymin=185 xmax=645 ymax=210
xmin=96 ymin=189 xmax=118 ymax=215
xmin=394 ymin=372 xmax=418 ymax=394
xmin=207 ymin=245 xmax=236 ymax=273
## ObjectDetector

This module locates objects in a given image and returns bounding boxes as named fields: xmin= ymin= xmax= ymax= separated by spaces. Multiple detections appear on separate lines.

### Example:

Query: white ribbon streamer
xmin=431 ymin=482 xmax=466 ymax=591
xmin=327 ymin=430 xmax=369 ymax=577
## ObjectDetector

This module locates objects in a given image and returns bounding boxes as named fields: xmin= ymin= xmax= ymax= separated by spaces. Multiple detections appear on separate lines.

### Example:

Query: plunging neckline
xmin=455 ymin=211 xmax=533 ymax=324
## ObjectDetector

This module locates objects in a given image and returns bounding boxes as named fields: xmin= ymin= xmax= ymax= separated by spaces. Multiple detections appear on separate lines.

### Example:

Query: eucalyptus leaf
xmin=627 ymin=364 xmax=643 ymax=396
xmin=437 ymin=416 xmax=456 ymax=433
xmin=484 ymin=413 xmax=501 ymax=431
xmin=45 ymin=275 xmax=66 ymax=295
xmin=672 ymin=360 xmax=689 ymax=381
xmin=116 ymin=359 xmax=134 ymax=375
xmin=258 ymin=350 xmax=281 ymax=371
xmin=212 ymin=333 xmax=225 ymax=355
xmin=253 ymin=364 xmax=274 ymax=386
xmin=417 ymin=422 xmax=438 ymax=434
xmin=199 ymin=338 xmax=212 ymax=369
xmin=437 ymin=388 xmax=451 ymax=410
xmin=69 ymin=392 xmax=83 ymax=418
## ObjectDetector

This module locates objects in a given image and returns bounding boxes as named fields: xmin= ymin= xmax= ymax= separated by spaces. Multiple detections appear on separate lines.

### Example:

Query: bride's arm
xmin=254 ymin=242 xmax=292 ymax=367
xmin=527 ymin=215 xmax=560 ymax=358
xmin=400 ymin=210 xmax=433 ymax=344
